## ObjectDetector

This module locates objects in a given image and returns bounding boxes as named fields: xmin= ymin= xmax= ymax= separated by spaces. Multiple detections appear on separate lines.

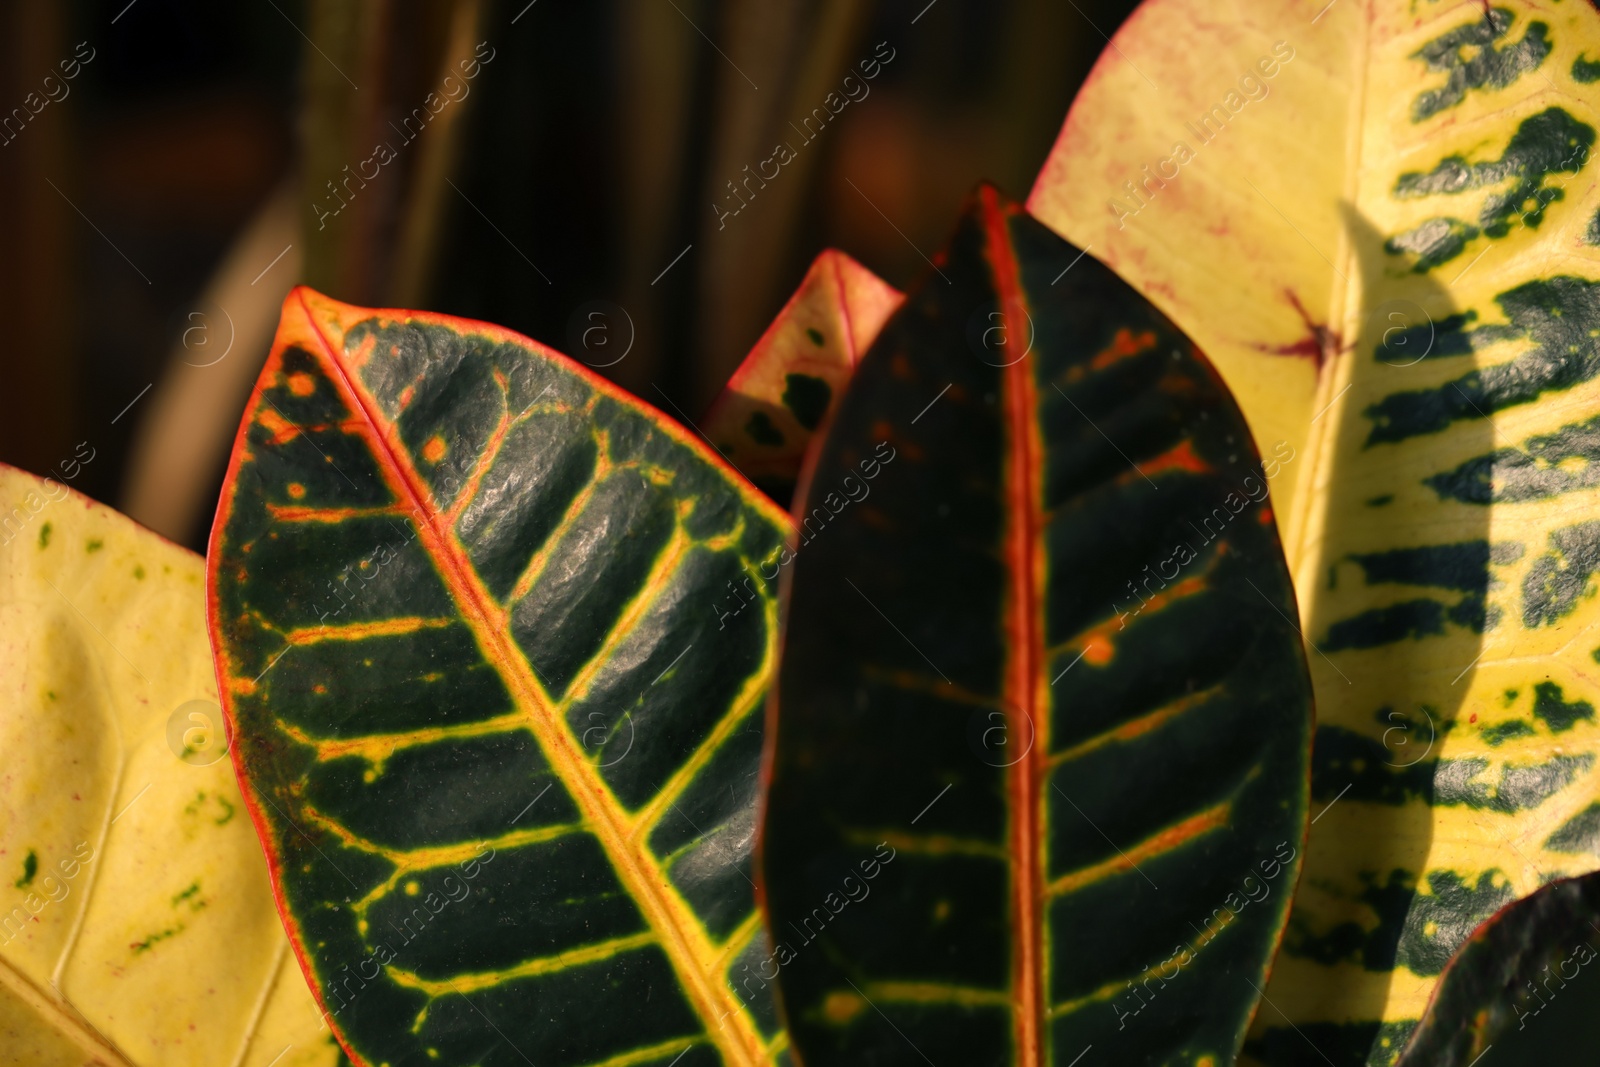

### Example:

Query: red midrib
xmin=982 ymin=187 xmax=1046 ymax=1066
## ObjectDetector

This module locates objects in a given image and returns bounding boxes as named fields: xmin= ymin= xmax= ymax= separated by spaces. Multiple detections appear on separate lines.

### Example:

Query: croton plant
xmin=4 ymin=1 xmax=1600 ymax=1065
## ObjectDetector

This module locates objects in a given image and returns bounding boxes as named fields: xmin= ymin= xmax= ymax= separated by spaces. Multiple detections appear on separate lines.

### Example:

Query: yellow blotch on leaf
xmin=822 ymin=990 xmax=867 ymax=1025
xmin=1082 ymin=633 xmax=1114 ymax=667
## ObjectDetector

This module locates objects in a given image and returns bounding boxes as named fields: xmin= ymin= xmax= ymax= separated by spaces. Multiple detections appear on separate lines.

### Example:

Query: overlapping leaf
xmin=702 ymin=249 xmax=901 ymax=504
xmin=0 ymin=464 xmax=339 ymax=1067
xmin=761 ymin=186 xmax=1314 ymax=1066
xmin=1034 ymin=1 xmax=1600 ymax=1060
xmin=1397 ymin=870 xmax=1600 ymax=1065
xmin=1029 ymin=12 xmax=1329 ymax=532
xmin=209 ymin=289 xmax=793 ymax=1067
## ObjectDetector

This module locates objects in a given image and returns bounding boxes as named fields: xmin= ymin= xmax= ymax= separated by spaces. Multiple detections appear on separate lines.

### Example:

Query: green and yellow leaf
xmin=1033 ymin=0 xmax=1600 ymax=1060
xmin=1396 ymin=869 xmax=1600 ymax=1065
xmin=208 ymin=288 xmax=793 ymax=1067
xmin=762 ymin=186 xmax=1314 ymax=1066
xmin=702 ymin=249 xmax=901 ymax=504
xmin=0 ymin=464 xmax=339 ymax=1067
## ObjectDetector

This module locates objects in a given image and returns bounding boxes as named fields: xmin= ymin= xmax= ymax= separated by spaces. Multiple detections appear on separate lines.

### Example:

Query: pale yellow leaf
xmin=0 ymin=465 xmax=340 ymax=1067
xmin=1033 ymin=1 xmax=1600 ymax=1059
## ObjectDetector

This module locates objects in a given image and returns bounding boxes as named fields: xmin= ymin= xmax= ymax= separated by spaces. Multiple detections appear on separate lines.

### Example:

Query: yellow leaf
xmin=0 ymin=465 xmax=338 ymax=1067
xmin=1032 ymin=0 xmax=1600 ymax=1059
xmin=702 ymin=249 xmax=901 ymax=499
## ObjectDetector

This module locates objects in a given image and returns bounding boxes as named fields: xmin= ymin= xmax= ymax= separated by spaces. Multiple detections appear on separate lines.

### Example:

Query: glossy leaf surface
xmin=0 ymin=464 xmax=338 ymax=1067
xmin=1397 ymin=870 xmax=1600 ymax=1065
xmin=209 ymin=289 xmax=792 ymax=1067
xmin=761 ymin=187 xmax=1314 ymax=1066
xmin=1035 ymin=2 xmax=1600 ymax=1059
xmin=702 ymin=249 xmax=901 ymax=504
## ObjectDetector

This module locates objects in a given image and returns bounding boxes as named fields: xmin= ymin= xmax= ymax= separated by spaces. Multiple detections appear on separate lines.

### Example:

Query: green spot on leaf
xmin=745 ymin=411 xmax=785 ymax=447
xmin=1522 ymin=518 xmax=1600 ymax=627
xmin=1369 ymin=278 xmax=1600 ymax=446
xmin=1322 ymin=542 xmax=1514 ymax=648
xmin=805 ymin=327 xmax=825 ymax=346
xmin=1480 ymin=719 xmax=1535 ymax=746
xmin=782 ymin=373 xmax=833 ymax=431
xmin=129 ymin=924 xmax=185 ymax=954
xmin=1574 ymin=54 xmax=1600 ymax=84
xmin=38 ymin=523 xmax=50 ymax=549
xmin=1532 ymin=681 xmax=1594 ymax=732
xmin=1395 ymin=870 xmax=1515 ymax=976
xmin=85 ymin=538 xmax=102 ymax=553
xmin=1385 ymin=217 xmax=1479 ymax=271
xmin=1410 ymin=9 xmax=1550 ymax=121
xmin=1387 ymin=108 xmax=1594 ymax=270
xmin=133 ymin=564 xmax=145 ymax=580
xmin=1546 ymin=802 xmax=1600 ymax=855
xmin=15 ymin=850 xmax=37 ymax=889
xmin=171 ymin=881 xmax=208 ymax=912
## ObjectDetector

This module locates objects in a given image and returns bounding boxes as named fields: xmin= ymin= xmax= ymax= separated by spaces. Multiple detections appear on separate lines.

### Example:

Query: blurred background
xmin=0 ymin=0 xmax=1141 ymax=553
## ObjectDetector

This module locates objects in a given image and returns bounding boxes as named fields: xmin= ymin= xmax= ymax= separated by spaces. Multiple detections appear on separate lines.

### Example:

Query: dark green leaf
xmin=760 ymin=186 xmax=1315 ymax=1066
xmin=1396 ymin=870 xmax=1600 ymax=1067
xmin=210 ymin=289 xmax=793 ymax=1067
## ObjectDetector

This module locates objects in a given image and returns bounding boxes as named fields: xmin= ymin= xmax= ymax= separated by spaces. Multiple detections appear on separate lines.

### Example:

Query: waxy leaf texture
xmin=1035 ymin=1 xmax=1600 ymax=1059
xmin=209 ymin=289 xmax=793 ymax=1067
xmin=762 ymin=187 xmax=1315 ymax=1066
xmin=1397 ymin=869 xmax=1600 ymax=1065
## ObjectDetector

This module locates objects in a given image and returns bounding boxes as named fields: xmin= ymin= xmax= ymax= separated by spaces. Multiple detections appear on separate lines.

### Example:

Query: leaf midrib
xmin=1282 ymin=2 xmax=1373 ymax=587
xmin=983 ymin=190 xmax=1048 ymax=1067
xmin=296 ymin=292 xmax=772 ymax=1067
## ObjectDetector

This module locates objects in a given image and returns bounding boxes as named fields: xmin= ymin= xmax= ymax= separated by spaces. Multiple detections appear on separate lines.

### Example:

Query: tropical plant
xmin=762 ymin=184 xmax=1315 ymax=1066
xmin=0 ymin=465 xmax=339 ymax=1067
xmin=5 ymin=1 xmax=1600 ymax=1065
xmin=208 ymin=287 xmax=792 ymax=1067
xmin=1034 ymin=0 xmax=1600 ymax=1061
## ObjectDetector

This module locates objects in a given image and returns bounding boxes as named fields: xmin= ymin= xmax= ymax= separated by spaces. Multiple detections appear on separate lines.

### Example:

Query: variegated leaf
xmin=762 ymin=186 xmax=1314 ymax=1066
xmin=702 ymin=249 xmax=901 ymax=504
xmin=1033 ymin=1 xmax=1600 ymax=1060
xmin=0 ymin=463 xmax=340 ymax=1067
xmin=209 ymin=289 xmax=793 ymax=1067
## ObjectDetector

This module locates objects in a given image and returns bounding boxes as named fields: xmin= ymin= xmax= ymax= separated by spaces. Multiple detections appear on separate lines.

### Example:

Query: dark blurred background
xmin=0 ymin=0 xmax=1140 ymax=552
